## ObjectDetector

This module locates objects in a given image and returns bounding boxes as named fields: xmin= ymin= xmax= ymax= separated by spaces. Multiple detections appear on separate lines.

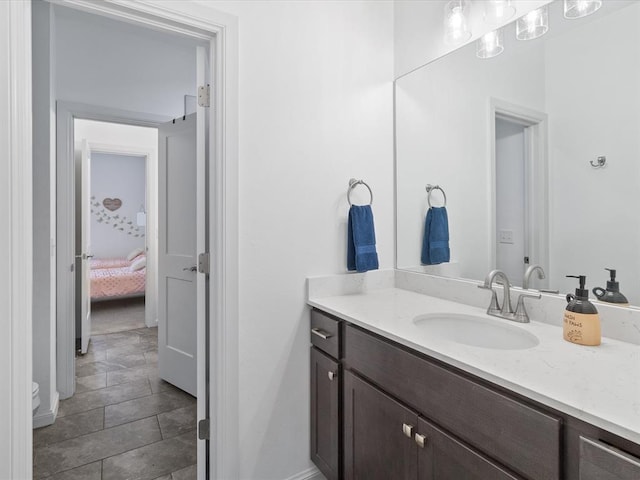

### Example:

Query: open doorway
xmin=73 ymin=119 xmax=159 ymax=344
xmin=491 ymin=99 xmax=550 ymax=289
xmin=32 ymin=3 xmax=211 ymax=478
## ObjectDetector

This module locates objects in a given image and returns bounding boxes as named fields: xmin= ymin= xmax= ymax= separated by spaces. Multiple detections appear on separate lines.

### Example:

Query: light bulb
xmin=476 ymin=29 xmax=504 ymax=59
xmin=484 ymin=0 xmax=516 ymax=25
xmin=564 ymin=0 xmax=602 ymax=19
xmin=516 ymin=6 xmax=549 ymax=41
xmin=444 ymin=1 xmax=471 ymax=45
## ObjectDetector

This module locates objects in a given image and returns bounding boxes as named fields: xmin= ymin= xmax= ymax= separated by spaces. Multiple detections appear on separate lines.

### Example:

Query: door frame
xmin=57 ymin=101 xmax=168 ymax=400
xmin=489 ymin=98 xmax=549 ymax=283
xmin=1 ymin=1 xmax=33 ymax=478
xmin=45 ymin=2 xmax=238 ymax=479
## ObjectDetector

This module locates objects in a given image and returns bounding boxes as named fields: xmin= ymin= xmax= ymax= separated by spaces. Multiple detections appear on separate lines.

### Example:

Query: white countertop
xmin=308 ymin=287 xmax=640 ymax=444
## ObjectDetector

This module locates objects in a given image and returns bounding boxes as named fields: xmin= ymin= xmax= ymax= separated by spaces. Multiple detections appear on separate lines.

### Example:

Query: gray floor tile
xmin=148 ymin=375 xmax=186 ymax=395
xmin=104 ymin=392 xmax=195 ymax=428
xmin=76 ymin=360 xmax=127 ymax=378
xmin=57 ymin=379 xmax=152 ymax=417
xmin=144 ymin=350 xmax=158 ymax=364
xmin=41 ymin=460 xmax=102 ymax=480
xmin=76 ymin=349 xmax=107 ymax=367
xmin=107 ymin=364 xmax=154 ymax=387
xmin=76 ymin=373 xmax=107 ymax=393
xmin=106 ymin=351 xmax=148 ymax=368
xmin=171 ymin=463 xmax=197 ymax=480
xmin=102 ymin=430 xmax=197 ymax=480
xmin=92 ymin=331 xmax=142 ymax=348
xmin=157 ymin=404 xmax=197 ymax=440
xmin=34 ymin=417 xmax=161 ymax=478
xmin=107 ymin=341 xmax=156 ymax=358
xmin=153 ymin=476 xmax=172 ymax=480
xmin=34 ymin=408 xmax=104 ymax=448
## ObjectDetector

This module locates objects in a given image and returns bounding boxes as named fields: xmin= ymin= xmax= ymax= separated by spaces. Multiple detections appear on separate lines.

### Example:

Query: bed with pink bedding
xmin=90 ymin=257 xmax=146 ymax=300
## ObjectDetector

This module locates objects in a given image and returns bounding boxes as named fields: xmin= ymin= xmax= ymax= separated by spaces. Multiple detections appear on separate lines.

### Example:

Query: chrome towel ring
xmin=348 ymin=178 xmax=373 ymax=206
xmin=426 ymin=184 xmax=447 ymax=208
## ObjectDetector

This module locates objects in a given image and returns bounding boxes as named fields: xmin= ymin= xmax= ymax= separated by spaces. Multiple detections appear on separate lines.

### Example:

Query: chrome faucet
xmin=478 ymin=269 xmax=540 ymax=323
xmin=523 ymin=264 xmax=545 ymax=290
xmin=481 ymin=269 xmax=513 ymax=316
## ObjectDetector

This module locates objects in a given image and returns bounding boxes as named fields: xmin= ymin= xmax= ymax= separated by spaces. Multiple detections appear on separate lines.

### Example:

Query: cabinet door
xmin=344 ymin=371 xmax=418 ymax=480
xmin=417 ymin=418 xmax=521 ymax=480
xmin=311 ymin=347 xmax=340 ymax=480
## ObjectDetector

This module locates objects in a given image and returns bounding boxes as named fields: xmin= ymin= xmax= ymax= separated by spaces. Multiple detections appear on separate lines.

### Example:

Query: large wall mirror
xmin=395 ymin=0 xmax=640 ymax=305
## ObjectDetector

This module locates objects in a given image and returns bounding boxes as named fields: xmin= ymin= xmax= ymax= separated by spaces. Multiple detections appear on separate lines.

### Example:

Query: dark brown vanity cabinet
xmin=309 ymin=307 xmax=640 ymax=480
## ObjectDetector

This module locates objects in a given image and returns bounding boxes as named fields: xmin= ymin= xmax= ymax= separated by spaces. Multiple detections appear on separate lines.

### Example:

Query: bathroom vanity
xmin=308 ymin=272 xmax=640 ymax=480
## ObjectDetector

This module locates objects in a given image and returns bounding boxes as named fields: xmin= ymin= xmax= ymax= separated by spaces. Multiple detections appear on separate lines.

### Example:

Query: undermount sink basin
xmin=413 ymin=313 xmax=539 ymax=350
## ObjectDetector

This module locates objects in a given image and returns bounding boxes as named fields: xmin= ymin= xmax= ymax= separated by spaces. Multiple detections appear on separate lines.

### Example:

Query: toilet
xmin=32 ymin=382 xmax=40 ymax=416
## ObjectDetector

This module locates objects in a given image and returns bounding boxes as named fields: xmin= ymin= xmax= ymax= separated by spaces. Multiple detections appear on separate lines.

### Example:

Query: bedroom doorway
xmin=73 ymin=119 xmax=159 ymax=349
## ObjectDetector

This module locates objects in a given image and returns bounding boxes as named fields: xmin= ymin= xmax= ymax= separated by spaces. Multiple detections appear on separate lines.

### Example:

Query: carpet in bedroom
xmin=91 ymin=297 xmax=146 ymax=335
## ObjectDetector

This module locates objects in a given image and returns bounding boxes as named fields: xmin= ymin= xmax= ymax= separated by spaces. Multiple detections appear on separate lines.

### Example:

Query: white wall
xmin=54 ymin=5 xmax=200 ymax=118
xmin=545 ymin=3 xmax=640 ymax=302
xmin=393 ymin=0 xmax=552 ymax=78
xmin=88 ymin=153 xmax=146 ymax=258
xmin=197 ymin=1 xmax=395 ymax=478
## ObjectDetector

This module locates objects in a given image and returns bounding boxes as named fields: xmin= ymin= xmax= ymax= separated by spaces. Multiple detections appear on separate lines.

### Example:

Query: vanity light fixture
xmin=476 ymin=29 xmax=504 ymax=59
xmin=564 ymin=0 xmax=602 ymax=19
xmin=516 ymin=5 xmax=549 ymax=41
xmin=444 ymin=0 xmax=471 ymax=45
xmin=484 ymin=0 xmax=516 ymax=25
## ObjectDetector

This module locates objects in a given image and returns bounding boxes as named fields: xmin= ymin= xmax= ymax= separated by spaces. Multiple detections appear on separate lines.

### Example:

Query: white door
xmin=158 ymin=113 xmax=199 ymax=396
xmin=79 ymin=139 xmax=92 ymax=354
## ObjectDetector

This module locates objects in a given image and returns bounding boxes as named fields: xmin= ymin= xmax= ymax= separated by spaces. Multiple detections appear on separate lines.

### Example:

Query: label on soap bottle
xmin=563 ymin=311 xmax=601 ymax=346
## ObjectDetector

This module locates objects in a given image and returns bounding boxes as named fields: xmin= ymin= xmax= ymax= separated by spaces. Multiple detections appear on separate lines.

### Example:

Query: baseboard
xmin=32 ymin=391 xmax=59 ymax=429
xmin=284 ymin=466 xmax=325 ymax=480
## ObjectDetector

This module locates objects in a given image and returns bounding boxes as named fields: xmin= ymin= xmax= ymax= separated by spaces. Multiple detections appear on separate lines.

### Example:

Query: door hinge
xmin=198 ymin=418 xmax=210 ymax=440
xmin=198 ymin=252 xmax=210 ymax=274
xmin=198 ymin=84 xmax=210 ymax=107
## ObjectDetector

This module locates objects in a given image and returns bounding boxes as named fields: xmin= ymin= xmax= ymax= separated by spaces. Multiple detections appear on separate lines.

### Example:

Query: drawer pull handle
xmin=415 ymin=433 xmax=427 ymax=448
xmin=402 ymin=423 xmax=414 ymax=438
xmin=328 ymin=371 xmax=337 ymax=381
xmin=311 ymin=328 xmax=332 ymax=340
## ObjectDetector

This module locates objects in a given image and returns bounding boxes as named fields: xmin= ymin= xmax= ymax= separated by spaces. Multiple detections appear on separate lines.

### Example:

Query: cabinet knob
xmin=402 ymin=423 xmax=414 ymax=438
xmin=415 ymin=433 xmax=427 ymax=448
xmin=328 ymin=371 xmax=337 ymax=381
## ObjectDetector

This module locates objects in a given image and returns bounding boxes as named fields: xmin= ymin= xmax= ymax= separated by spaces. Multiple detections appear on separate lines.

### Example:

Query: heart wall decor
xmin=103 ymin=197 xmax=122 ymax=211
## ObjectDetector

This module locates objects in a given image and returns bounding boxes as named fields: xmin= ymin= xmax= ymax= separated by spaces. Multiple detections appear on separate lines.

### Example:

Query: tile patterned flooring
xmin=34 ymin=324 xmax=197 ymax=479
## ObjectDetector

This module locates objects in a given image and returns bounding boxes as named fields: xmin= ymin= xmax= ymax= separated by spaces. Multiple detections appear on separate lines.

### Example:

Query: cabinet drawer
xmin=579 ymin=436 xmax=640 ymax=480
xmin=311 ymin=309 xmax=341 ymax=358
xmin=345 ymin=325 xmax=561 ymax=480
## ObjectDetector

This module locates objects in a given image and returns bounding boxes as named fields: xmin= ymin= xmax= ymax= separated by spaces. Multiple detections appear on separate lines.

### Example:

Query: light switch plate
xmin=498 ymin=230 xmax=514 ymax=244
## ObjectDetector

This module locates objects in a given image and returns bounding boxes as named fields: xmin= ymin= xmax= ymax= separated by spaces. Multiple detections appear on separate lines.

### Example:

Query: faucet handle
xmin=478 ymin=284 xmax=501 ymax=315
xmin=513 ymin=292 xmax=541 ymax=323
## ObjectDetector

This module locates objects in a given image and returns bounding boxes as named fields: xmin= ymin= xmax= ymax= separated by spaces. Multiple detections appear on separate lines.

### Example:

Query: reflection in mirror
xmin=395 ymin=0 xmax=640 ymax=305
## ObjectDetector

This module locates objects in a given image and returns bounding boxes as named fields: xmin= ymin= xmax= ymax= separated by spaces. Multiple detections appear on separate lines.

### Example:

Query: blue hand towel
xmin=421 ymin=206 xmax=450 ymax=265
xmin=347 ymin=205 xmax=379 ymax=272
